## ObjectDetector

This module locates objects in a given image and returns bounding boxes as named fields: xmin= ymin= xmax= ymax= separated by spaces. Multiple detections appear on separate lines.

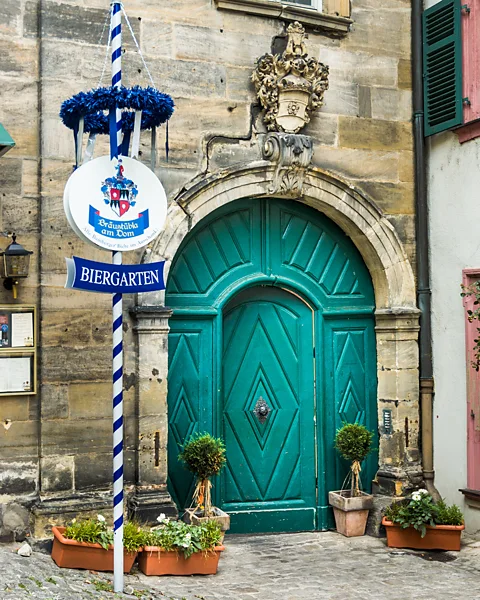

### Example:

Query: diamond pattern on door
xmin=167 ymin=323 xmax=212 ymax=511
xmin=222 ymin=287 xmax=315 ymax=526
xmin=334 ymin=330 xmax=367 ymax=426
xmin=244 ymin=367 xmax=279 ymax=450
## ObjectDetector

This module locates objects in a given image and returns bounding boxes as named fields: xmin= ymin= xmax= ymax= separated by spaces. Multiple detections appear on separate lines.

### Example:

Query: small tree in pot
xmin=179 ymin=432 xmax=230 ymax=531
xmin=328 ymin=423 xmax=374 ymax=537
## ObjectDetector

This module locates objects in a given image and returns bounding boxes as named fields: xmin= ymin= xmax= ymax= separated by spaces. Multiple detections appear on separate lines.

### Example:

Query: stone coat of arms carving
xmin=252 ymin=22 xmax=329 ymax=134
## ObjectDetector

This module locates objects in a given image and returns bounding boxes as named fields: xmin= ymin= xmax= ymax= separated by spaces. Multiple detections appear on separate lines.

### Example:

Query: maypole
xmin=60 ymin=3 xmax=173 ymax=594
xmin=110 ymin=1 xmax=124 ymax=592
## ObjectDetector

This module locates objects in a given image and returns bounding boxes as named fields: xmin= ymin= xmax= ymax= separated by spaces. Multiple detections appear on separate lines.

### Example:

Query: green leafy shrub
xmin=435 ymin=499 xmax=464 ymax=526
xmin=144 ymin=515 xmax=223 ymax=559
xmin=384 ymin=499 xmax=408 ymax=523
xmin=123 ymin=521 xmax=147 ymax=553
xmin=334 ymin=423 xmax=374 ymax=496
xmin=334 ymin=423 xmax=374 ymax=463
xmin=384 ymin=490 xmax=464 ymax=537
xmin=179 ymin=432 xmax=226 ymax=515
xmin=64 ymin=515 xmax=112 ymax=550
xmin=63 ymin=515 xmax=145 ymax=552
xmin=179 ymin=432 xmax=226 ymax=480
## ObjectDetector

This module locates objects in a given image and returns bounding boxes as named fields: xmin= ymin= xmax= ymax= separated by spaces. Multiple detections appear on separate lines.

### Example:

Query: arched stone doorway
xmin=131 ymin=164 xmax=420 ymax=528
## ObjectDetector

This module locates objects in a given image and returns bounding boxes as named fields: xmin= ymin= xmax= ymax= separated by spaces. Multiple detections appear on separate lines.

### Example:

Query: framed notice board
xmin=0 ymin=306 xmax=36 ymax=395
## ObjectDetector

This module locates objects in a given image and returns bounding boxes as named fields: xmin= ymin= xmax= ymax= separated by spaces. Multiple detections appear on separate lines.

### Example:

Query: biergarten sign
xmin=65 ymin=256 xmax=165 ymax=294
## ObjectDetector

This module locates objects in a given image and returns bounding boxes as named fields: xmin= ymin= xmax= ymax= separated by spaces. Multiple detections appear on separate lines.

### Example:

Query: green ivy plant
xmin=63 ymin=515 xmax=145 ymax=552
xmin=179 ymin=432 xmax=226 ymax=516
xmin=384 ymin=490 xmax=464 ymax=537
xmin=144 ymin=515 xmax=223 ymax=559
xmin=461 ymin=281 xmax=480 ymax=370
xmin=334 ymin=423 xmax=374 ymax=497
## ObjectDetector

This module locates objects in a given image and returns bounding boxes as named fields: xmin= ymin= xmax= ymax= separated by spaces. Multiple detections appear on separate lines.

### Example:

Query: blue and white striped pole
xmin=111 ymin=1 xmax=124 ymax=593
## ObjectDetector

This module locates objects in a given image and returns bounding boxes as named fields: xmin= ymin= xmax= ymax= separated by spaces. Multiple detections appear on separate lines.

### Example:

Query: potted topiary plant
xmin=51 ymin=515 xmax=143 ymax=573
xmin=138 ymin=514 xmax=225 ymax=575
xmin=328 ymin=422 xmax=374 ymax=537
xmin=179 ymin=432 xmax=230 ymax=532
xmin=382 ymin=489 xmax=465 ymax=550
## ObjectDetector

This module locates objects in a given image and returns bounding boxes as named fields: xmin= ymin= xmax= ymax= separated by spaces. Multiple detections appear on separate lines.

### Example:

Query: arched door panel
xmin=166 ymin=198 xmax=378 ymax=534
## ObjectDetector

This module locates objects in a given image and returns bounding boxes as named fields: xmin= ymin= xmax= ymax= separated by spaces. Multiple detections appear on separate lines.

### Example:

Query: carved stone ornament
xmin=252 ymin=21 xmax=329 ymax=133
xmin=262 ymin=132 xmax=314 ymax=196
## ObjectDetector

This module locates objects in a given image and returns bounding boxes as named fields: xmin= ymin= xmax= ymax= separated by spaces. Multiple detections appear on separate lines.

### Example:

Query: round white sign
xmin=64 ymin=155 xmax=167 ymax=252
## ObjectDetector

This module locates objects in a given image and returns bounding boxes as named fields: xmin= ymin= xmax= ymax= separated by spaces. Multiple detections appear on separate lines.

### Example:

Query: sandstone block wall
xmin=0 ymin=0 xmax=415 ymax=536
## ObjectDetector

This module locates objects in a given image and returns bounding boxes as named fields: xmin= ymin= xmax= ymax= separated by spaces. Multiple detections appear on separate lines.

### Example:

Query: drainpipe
xmin=412 ymin=0 xmax=440 ymax=501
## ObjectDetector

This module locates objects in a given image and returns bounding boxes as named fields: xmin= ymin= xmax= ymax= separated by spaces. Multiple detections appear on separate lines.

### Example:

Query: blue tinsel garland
xmin=59 ymin=85 xmax=174 ymax=135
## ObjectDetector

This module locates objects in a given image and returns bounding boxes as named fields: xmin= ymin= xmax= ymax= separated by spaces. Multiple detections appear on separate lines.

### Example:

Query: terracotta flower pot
xmin=329 ymin=490 xmax=373 ymax=537
xmin=382 ymin=518 xmax=465 ymax=551
xmin=138 ymin=546 xmax=224 ymax=576
xmin=51 ymin=526 xmax=137 ymax=573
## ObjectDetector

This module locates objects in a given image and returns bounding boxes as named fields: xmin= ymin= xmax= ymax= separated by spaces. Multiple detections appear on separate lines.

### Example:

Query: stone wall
xmin=0 ymin=0 xmax=415 ymax=537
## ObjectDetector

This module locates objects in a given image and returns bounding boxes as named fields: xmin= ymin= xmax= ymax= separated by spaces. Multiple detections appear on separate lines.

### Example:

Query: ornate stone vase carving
xmin=252 ymin=21 xmax=329 ymax=133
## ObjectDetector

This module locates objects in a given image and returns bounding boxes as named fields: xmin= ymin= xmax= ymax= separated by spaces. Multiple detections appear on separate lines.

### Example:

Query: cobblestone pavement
xmin=2 ymin=532 xmax=480 ymax=600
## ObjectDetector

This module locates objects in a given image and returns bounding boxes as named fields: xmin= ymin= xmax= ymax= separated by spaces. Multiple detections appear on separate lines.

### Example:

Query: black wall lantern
xmin=0 ymin=234 xmax=33 ymax=299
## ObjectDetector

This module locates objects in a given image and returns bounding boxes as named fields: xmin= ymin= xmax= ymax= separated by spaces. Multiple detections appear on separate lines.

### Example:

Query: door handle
xmin=253 ymin=396 xmax=271 ymax=424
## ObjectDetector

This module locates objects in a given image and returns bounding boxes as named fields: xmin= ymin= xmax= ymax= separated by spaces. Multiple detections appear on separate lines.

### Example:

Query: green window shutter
xmin=423 ymin=0 xmax=462 ymax=136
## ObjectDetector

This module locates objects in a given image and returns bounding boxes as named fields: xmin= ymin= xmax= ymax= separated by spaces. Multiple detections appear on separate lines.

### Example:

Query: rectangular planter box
xmin=382 ymin=518 xmax=465 ymax=551
xmin=138 ymin=546 xmax=224 ymax=576
xmin=51 ymin=526 xmax=137 ymax=573
xmin=183 ymin=507 xmax=230 ymax=532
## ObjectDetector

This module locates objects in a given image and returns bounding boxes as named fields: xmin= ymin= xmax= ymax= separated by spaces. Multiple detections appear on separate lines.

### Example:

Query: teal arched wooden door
xmin=166 ymin=198 xmax=377 ymax=533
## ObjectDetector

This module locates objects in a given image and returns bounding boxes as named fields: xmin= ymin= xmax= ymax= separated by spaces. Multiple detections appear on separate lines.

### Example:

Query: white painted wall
xmin=428 ymin=130 xmax=480 ymax=532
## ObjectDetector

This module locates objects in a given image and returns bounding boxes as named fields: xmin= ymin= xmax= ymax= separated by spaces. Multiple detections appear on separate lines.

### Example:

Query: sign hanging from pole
xmin=63 ymin=155 xmax=167 ymax=252
xmin=65 ymin=256 xmax=165 ymax=294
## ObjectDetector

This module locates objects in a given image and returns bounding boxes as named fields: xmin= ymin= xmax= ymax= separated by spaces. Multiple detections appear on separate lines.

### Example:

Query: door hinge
xmin=313 ymin=347 xmax=316 ymax=358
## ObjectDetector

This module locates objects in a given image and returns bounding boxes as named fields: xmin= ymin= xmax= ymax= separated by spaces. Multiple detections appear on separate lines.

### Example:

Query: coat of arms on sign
xmin=101 ymin=159 xmax=138 ymax=218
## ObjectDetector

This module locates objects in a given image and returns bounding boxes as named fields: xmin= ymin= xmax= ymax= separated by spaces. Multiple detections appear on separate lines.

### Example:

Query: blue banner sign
xmin=89 ymin=205 xmax=149 ymax=239
xmin=65 ymin=256 xmax=165 ymax=294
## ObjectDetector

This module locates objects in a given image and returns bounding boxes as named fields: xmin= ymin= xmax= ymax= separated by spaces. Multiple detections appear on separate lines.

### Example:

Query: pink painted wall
xmin=462 ymin=1 xmax=480 ymax=124
xmin=462 ymin=269 xmax=480 ymax=490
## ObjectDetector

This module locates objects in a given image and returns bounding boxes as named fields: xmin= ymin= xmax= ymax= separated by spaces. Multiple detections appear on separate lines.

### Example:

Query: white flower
xmin=71 ymin=518 xmax=76 ymax=524
xmin=185 ymin=533 xmax=191 ymax=541
xmin=157 ymin=513 xmax=169 ymax=524
xmin=412 ymin=489 xmax=430 ymax=501
xmin=97 ymin=514 xmax=106 ymax=523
